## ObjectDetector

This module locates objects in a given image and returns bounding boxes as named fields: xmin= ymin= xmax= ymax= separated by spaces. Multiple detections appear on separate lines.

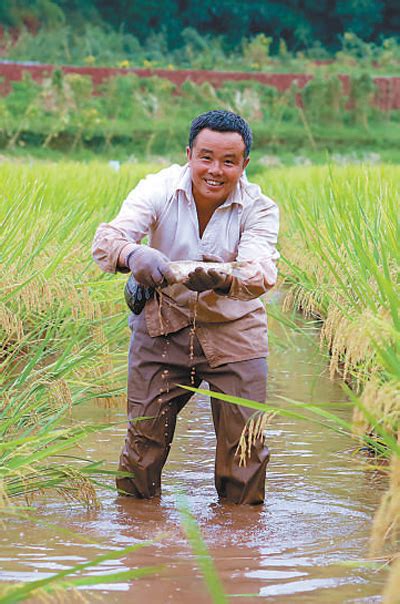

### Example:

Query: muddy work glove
xmin=127 ymin=246 xmax=174 ymax=288
xmin=184 ymin=254 xmax=233 ymax=294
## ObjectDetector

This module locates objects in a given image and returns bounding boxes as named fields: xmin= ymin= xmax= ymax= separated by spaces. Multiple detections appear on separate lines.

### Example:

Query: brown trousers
xmin=116 ymin=314 xmax=269 ymax=505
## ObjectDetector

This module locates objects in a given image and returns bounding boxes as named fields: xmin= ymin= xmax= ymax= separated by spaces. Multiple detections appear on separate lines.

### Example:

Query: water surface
xmin=0 ymin=324 xmax=389 ymax=602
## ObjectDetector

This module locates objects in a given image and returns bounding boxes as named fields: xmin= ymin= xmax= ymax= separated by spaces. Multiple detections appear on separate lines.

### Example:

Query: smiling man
xmin=92 ymin=110 xmax=279 ymax=505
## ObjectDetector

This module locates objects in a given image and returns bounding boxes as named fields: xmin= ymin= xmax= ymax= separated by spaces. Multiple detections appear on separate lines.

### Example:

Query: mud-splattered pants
xmin=116 ymin=314 xmax=269 ymax=505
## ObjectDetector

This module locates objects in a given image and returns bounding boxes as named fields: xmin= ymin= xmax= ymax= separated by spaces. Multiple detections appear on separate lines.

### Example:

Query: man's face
xmin=186 ymin=128 xmax=250 ymax=207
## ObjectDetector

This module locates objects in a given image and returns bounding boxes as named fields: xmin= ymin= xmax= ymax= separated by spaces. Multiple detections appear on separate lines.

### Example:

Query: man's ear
xmin=243 ymin=156 xmax=250 ymax=171
xmin=186 ymin=146 xmax=192 ymax=162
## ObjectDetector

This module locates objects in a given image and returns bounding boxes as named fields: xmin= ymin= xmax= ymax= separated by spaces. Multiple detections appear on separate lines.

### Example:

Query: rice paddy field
xmin=0 ymin=160 xmax=399 ymax=602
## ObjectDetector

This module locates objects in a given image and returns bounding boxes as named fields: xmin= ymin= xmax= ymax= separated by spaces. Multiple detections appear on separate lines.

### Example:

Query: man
xmin=92 ymin=110 xmax=279 ymax=505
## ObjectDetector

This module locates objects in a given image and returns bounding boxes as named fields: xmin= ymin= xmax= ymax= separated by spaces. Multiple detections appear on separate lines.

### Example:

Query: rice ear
xmin=235 ymin=411 xmax=275 ymax=467
xmin=383 ymin=555 xmax=400 ymax=604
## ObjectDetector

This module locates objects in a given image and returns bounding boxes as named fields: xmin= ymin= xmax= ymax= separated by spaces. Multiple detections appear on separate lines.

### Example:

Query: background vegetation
xmin=1 ymin=27 xmax=400 ymax=75
xmin=0 ymin=3 xmax=399 ymax=162
xmin=0 ymin=68 xmax=399 ymax=163
xmin=1 ymin=0 xmax=399 ymax=54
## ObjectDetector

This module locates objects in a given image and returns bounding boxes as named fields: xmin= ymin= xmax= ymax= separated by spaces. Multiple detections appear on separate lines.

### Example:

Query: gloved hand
xmin=183 ymin=254 xmax=233 ymax=294
xmin=127 ymin=246 xmax=174 ymax=288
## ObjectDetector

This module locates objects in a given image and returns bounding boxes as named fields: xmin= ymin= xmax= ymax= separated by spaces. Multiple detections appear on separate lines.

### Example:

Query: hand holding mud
xmin=128 ymin=248 xmax=233 ymax=293
xmin=127 ymin=246 xmax=174 ymax=288
xmin=183 ymin=267 xmax=233 ymax=293
xmin=183 ymin=253 xmax=233 ymax=294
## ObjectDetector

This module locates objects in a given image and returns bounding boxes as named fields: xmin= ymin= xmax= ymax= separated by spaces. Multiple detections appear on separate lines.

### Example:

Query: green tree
xmin=0 ymin=0 xmax=399 ymax=53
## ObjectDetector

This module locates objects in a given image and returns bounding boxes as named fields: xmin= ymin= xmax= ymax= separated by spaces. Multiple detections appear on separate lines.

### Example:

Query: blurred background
xmin=0 ymin=0 xmax=399 ymax=167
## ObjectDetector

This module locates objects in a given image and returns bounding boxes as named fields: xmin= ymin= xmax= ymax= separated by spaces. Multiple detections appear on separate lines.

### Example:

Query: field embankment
xmin=0 ymin=66 xmax=399 ymax=161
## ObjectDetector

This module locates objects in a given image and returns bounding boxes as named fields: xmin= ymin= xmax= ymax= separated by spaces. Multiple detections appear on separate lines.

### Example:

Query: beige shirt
xmin=92 ymin=163 xmax=279 ymax=367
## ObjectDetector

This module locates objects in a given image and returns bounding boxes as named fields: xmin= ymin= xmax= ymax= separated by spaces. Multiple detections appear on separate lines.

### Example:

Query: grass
xmin=4 ymin=141 xmax=400 ymax=171
xmin=3 ymin=116 xmax=400 ymax=162
xmin=4 ymin=27 xmax=400 ymax=76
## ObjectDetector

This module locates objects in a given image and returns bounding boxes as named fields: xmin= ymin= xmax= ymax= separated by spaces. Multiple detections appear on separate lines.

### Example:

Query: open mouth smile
xmin=204 ymin=179 xmax=224 ymax=187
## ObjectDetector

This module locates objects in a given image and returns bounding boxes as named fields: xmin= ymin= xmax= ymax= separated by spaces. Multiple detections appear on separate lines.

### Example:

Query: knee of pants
xmin=207 ymin=358 xmax=268 ymax=408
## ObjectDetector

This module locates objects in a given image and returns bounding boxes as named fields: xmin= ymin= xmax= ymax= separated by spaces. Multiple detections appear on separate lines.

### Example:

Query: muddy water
xmin=0 ymin=324 xmax=390 ymax=602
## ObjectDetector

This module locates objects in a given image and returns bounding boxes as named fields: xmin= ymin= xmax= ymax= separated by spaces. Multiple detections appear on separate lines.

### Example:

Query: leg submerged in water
xmin=117 ymin=313 xmax=269 ymax=502
xmin=205 ymin=357 xmax=269 ymax=505
xmin=116 ymin=391 xmax=194 ymax=498
xmin=116 ymin=317 xmax=202 ymax=498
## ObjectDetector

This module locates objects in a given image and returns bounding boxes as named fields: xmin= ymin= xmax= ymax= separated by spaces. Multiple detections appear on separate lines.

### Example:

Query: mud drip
xmin=156 ymin=288 xmax=165 ymax=334
xmin=188 ymin=293 xmax=199 ymax=385
xmin=161 ymin=367 xmax=170 ymax=394
xmin=161 ymin=339 xmax=170 ymax=389
xmin=156 ymin=288 xmax=171 ymax=399
xmin=159 ymin=343 xmax=171 ymax=409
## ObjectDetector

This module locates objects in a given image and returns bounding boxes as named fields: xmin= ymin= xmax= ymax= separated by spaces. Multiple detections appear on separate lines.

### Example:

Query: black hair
xmin=188 ymin=110 xmax=253 ymax=158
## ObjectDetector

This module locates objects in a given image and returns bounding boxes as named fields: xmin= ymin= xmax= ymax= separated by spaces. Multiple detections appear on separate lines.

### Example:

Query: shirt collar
xmin=175 ymin=164 xmax=193 ymax=203
xmin=175 ymin=164 xmax=247 ymax=207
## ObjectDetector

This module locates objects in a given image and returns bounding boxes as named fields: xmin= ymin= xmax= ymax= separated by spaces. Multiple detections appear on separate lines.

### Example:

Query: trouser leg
xmin=116 ymin=317 xmax=201 ymax=498
xmin=202 ymin=357 xmax=269 ymax=505
xmin=117 ymin=390 xmax=195 ymax=498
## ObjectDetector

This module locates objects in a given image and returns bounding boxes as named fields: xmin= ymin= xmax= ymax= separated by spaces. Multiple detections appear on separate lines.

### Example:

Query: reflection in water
xmin=0 ymin=325 xmax=390 ymax=603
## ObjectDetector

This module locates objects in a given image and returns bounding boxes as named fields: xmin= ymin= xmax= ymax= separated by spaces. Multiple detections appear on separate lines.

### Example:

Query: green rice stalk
xmin=176 ymin=493 xmax=228 ymax=603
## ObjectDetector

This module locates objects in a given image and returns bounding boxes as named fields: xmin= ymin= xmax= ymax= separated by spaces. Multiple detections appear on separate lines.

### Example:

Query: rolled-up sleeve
xmin=227 ymin=195 xmax=280 ymax=300
xmin=92 ymin=175 xmax=159 ymax=273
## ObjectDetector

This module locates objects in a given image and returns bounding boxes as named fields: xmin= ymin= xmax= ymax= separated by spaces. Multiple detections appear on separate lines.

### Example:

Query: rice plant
xmin=1 ymin=160 xmax=398 ymax=599
xmin=176 ymin=494 xmax=227 ymax=603
xmin=255 ymin=164 xmax=400 ymax=438
xmin=256 ymin=164 xmax=400 ymax=597
xmin=0 ymin=161 xmax=153 ymax=505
